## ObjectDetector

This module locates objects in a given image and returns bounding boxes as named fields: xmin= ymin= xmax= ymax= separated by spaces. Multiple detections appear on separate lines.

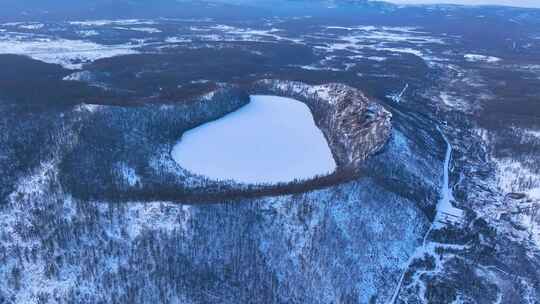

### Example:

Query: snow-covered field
xmin=464 ymin=54 xmax=502 ymax=63
xmin=171 ymin=95 xmax=336 ymax=184
xmin=0 ymin=32 xmax=139 ymax=69
xmin=0 ymin=19 xmax=450 ymax=71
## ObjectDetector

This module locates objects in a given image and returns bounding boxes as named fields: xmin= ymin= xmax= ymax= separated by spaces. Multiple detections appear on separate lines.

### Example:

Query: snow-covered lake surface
xmin=171 ymin=95 xmax=336 ymax=184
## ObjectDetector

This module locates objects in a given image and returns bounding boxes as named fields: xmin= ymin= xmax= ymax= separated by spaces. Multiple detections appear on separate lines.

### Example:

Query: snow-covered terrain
xmin=0 ymin=32 xmax=139 ymax=69
xmin=464 ymin=54 xmax=502 ymax=63
xmin=1 ymin=3 xmax=539 ymax=302
xmin=171 ymin=95 xmax=336 ymax=184
xmin=68 ymin=19 xmax=157 ymax=27
xmin=433 ymin=128 xmax=464 ymax=229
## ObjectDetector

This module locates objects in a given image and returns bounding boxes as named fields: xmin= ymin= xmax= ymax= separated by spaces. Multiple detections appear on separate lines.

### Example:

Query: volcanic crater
xmin=60 ymin=79 xmax=392 ymax=202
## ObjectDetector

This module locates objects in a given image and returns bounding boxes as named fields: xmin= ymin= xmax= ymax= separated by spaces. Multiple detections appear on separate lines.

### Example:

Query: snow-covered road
xmin=388 ymin=126 xmax=463 ymax=303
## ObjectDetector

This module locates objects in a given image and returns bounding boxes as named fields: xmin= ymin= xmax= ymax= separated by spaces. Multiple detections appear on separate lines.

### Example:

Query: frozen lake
xmin=171 ymin=95 xmax=336 ymax=184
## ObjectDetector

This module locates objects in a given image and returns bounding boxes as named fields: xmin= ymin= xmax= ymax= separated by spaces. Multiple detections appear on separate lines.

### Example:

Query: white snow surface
xmin=433 ymin=129 xmax=464 ymax=228
xmin=524 ymin=129 xmax=540 ymax=139
xmin=0 ymin=32 xmax=139 ymax=69
xmin=464 ymin=53 xmax=502 ymax=63
xmin=19 ymin=23 xmax=44 ymax=30
xmin=313 ymin=25 xmax=445 ymax=66
xmin=115 ymin=27 xmax=162 ymax=33
xmin=77 ymin=30 xmax=99 ymax=37
xmin=115 ymin=162 xmax=142 ymax=187
xmin=69 ymin=19 xmax=157 ymax=27
xmin=171 ymin=95 xmax=336 ymax=184
xmin=165 ymin=36 xmax=192 ymax=43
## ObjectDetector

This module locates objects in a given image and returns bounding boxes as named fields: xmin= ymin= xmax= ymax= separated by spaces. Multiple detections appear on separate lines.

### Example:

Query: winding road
xmin=388 ymin=126 xmax=455 ymax=304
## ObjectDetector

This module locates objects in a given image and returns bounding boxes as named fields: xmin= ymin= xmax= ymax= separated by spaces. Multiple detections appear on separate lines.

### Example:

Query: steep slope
xmin=0 ymin=79 xmax=442 ymax=304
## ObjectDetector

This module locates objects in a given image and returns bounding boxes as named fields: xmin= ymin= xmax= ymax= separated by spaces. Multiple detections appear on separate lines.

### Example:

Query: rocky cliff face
xmin=53 ymin=80 xmax=392 ymax=202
